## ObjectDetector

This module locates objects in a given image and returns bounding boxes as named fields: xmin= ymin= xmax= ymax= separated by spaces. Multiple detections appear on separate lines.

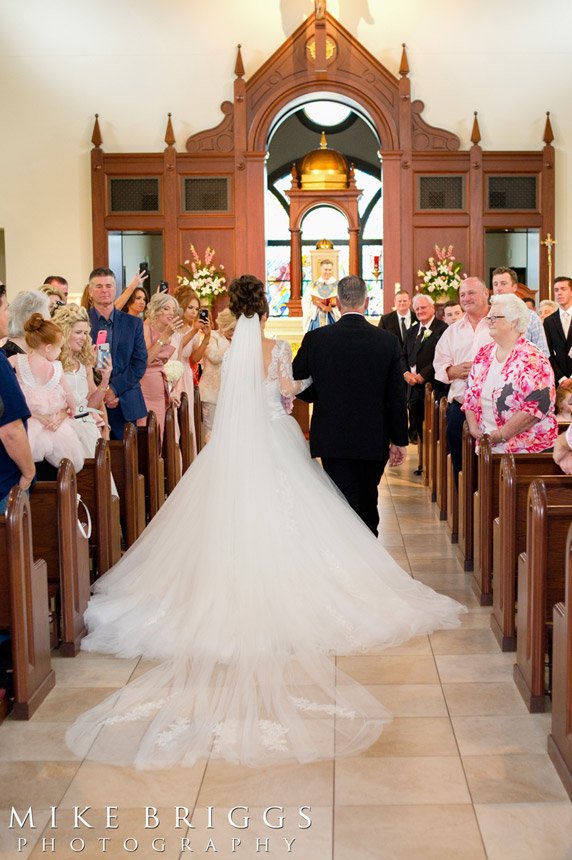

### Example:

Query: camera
xmin=198 ymin=308 xmax=209 ymax=322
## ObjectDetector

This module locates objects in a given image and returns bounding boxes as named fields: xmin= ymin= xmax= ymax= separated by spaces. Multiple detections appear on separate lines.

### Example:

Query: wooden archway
xmin=91 ymin=8 xmax=555 ymax=311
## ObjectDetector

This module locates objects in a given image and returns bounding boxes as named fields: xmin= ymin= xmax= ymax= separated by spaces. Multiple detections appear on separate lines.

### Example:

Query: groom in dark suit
xmin=402 ymin=293 xmax=447 ymax=472
xmin=88 ymin=267 xmax=148 ymax=440
xmin=292 ymin=275 xmax=409 ymax=536
xmin=544 ymin=276 xmax=572 ymax=388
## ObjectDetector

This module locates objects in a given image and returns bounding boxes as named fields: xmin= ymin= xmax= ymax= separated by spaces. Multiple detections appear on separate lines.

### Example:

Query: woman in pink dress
xmin=137 ymin=294 xmax=184 ymax=440
xmin=10 ymin=313 xmax=84 ymax=472
xmin=174 ymin=284 xmax=206 ymax=456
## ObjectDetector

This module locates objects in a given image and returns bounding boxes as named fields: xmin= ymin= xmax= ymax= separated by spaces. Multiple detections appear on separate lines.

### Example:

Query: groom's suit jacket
xmin=543 ymin=309 xmax=572 ymax=382
xmin=402 ymin=317 xmax=448 ymax=406
xmin=292 ymin=313 xmax=409 ymax=460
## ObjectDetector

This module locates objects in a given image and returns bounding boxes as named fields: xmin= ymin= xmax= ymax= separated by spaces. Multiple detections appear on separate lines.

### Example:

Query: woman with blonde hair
xmin=40 ymin=284 xmax=66 ymax=314
xmin=138 ymin=292 xmax=184 ymax=439
xmin=198 ymin=306 xmax=236 ymax=443
xmin=173 ymin=283 xmax=206 ymax=454
xmin=53 ymin=303 xmax=113 ymax=454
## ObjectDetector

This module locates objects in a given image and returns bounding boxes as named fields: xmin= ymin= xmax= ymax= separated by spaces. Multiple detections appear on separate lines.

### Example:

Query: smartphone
xmin=95 ymin=330 xmax=111 ymax=369
xmin=139 ymin=262 xmax=149 ymax=277
xmin=158 ymin=280 xmax=169 ymax=293
xmin=198 ymin=308 xmax=209 ymax=322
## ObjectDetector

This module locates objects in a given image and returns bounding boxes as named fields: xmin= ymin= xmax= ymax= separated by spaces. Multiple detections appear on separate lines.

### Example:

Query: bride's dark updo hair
xmin=228 ymin=275 xmax=269 ymax=319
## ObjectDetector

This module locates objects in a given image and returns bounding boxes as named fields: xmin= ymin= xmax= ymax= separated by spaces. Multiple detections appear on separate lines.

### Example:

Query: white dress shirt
xmin=433 ymin=314 xmax=492 ymax=403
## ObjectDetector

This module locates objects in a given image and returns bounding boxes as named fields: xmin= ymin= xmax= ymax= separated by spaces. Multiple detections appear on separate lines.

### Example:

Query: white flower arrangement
xmin=178 ymin=245 xmax=226 ymax=304
xmin=163 ymin=359 xmax=184 ymax=387
xmin=417 ymin=244 xmax=464 ymax=302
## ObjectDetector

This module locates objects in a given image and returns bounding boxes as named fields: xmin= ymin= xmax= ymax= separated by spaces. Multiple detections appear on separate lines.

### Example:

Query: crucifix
xmin=541 ymin=233 xmax=557 ymax=299
xmin=315 ymin=0 xmax=326 ymax=19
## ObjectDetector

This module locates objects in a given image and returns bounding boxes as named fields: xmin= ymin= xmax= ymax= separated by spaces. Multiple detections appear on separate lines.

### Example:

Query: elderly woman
xmin=538 ymin=299 xmax=559 ymax=321
xmin=137 ymin=293 xmax=185 ymax=439
xmin=198 ymin=307 xmax=237 ymax=443
xmin=463 ymin=294 xmax=558 ymax=453
xmin=1 ymin=290 xmax=51 ymax=358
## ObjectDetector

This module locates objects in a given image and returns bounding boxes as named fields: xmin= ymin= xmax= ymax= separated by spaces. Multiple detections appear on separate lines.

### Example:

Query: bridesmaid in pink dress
xmin=137 ymin=294 xmax=184 ymax=441
xmin=10 ymin=313 xmax=84 ymax=473
xmin=174 ymin=285 xmax=207 ymax=456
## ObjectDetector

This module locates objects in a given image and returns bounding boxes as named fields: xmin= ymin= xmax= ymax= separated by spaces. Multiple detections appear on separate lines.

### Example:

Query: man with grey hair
xmin=292 ymin=275 xmax=409 ymax=536
xmin=433 ymin=276 xmax=492 ymax=482
xmin=402 ymin=293 xmax=447 ymax=470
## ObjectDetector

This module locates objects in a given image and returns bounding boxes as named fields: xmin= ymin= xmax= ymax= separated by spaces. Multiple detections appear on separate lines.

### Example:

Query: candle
xmin=373 ymin=255 xmax=380 ymax=268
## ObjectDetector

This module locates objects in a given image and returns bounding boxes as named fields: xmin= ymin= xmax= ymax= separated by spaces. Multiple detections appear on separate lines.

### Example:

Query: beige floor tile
xmin=198 ymin=759 xmax=334 ymax=806
xmin=183 ymin=806 xmax=332 ymax=859
xmin=51 ymin=654 xmax=139 ymax=687
xmin=475 ymin=803 xmax=572 ymax=860
xmin=335 ymin=756 xmax=471 ymax=805
xmin=30 ymin=686 xmax=119 ymax=723
xmin=0 ymin=721 xmax=80 ymax=762
xmin=443 ymin=682 xmax=529 ymax=716
xmin=409 ymin=559 xmax=466 ymax=576
xmin=430 ymin=627 xmax=501 ymax=655
xmin=0 ymin=762 xmax=80 ymax=807
xmin=365 ymin=684 xmax=448 ymax=717
xmin=383 ymin=547 xmax=411 ymax=568
xmin=452 ymin=714 xmax=552 ymax=756
xmin=59 ymin=759 xmax=207 ymax=808
xmin=435 ymin=653 xmax=515 ymax=683
xmin=334 ymin=804 xmax=486 ymax=860
xmin=359 ymin=717 xmax=458 ymax=757
xmin=368 ymin=634 xmax=432 ymax=656
xmin=459 ymin=611 xmax=494 ymax=629
xmin=337 ymin=654 xmax=439 ymax=685
xmin=0 ymin=808 xmax=51 ymax=860
xmin=129 ymin=658 xmax=162 ymax=680
xmin=464 ymin=754 xmax=570 ymax=804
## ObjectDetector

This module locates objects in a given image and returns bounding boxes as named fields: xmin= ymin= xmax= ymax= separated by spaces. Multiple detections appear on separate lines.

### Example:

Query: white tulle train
xmin=66 ymin=315 xmax=465 ymax=768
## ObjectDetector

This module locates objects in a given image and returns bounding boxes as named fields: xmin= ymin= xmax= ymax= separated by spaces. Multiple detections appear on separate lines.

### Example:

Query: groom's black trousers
xmin=321 ymin=457 xmax=388 ymax=537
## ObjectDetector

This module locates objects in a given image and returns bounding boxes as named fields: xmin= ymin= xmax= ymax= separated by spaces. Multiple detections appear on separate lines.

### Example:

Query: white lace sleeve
xmin=275 ymin=340 xmax=311 ymax=396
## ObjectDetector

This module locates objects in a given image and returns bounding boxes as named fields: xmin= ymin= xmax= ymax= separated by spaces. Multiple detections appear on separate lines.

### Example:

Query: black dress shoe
xmin=409 ymin=430 xmax=419 ymax=444
xmin=413 ymin=468 xmax=423 ymax=476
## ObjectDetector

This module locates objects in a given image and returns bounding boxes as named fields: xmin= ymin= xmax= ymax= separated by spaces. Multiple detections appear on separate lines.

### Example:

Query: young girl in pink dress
xmin=10 ymin=313 xmax=85 ymax=472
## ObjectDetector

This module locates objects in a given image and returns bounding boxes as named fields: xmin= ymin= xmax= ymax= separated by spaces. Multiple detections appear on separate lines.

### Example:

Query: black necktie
xmin=416 ymin=325 xmax=425 ymax=342
xmin=400 ymin=317 xmax=407 ymax=341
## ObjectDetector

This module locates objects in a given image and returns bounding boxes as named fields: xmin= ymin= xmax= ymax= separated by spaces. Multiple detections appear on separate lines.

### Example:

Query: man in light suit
xmin=378 ymin=289 xmax=417 ymax=346
xmin=293 ymin=275 xmax=409 ymax=536
xmin=402 ymin=293 xmax=447 ymax=472
xmin=88 ymin=267 xmax=147 ymax=441
xmin=544 ymin=276 xmax=572 ymax=390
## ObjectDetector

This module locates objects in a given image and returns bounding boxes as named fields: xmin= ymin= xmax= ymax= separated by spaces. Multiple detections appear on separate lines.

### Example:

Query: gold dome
xmin=299 ymin=132 xmax=349 ymax=191
xmin=316 ymin=238 xmax=334 ymax=249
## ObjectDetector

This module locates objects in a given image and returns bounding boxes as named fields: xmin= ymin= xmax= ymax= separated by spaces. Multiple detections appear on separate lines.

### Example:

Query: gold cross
xmin=541 ymin=233 xmax=557 ymax=299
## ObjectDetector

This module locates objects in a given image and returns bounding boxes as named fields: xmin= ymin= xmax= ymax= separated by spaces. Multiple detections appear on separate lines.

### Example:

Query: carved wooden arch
xmin=293 ymin=197 xmax=360 ymax=232
xmin=245 ymin=14 xmax=403 ymax=153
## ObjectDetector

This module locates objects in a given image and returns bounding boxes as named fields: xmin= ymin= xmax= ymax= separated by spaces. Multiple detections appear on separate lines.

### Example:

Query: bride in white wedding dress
xmin=66 ymin=277 xmax=465 ymax=769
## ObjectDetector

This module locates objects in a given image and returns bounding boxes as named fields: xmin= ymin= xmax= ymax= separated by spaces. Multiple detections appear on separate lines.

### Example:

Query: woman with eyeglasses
xmin=462 ymin=293 xmax=557 ymax=452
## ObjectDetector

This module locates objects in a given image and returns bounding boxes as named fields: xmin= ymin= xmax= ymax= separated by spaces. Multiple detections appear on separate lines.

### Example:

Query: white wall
xmin=1 ymin=0 xmax=571 ymax=297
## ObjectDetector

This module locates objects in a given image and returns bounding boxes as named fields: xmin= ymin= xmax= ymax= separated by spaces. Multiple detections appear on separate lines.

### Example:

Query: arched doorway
xmin=264 ymin=95 xmax=382 ymax=319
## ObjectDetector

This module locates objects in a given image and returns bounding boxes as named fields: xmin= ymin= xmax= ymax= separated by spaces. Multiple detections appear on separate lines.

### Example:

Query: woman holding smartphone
xmin=195 ymin=307 xmax=236 ymax=443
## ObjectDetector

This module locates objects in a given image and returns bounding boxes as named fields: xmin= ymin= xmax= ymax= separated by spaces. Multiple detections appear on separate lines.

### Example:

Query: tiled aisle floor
xmin=1 ymin=455 xmax=571 ymax=859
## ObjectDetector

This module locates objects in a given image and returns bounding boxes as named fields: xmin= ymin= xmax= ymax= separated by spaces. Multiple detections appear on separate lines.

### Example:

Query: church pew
xmin=109 ymin=422 xmax=146 ymax=549
xmin=513 ymin=479 xmax=572 ymax=712
xmin=457 ymin=423 xmax=477 ymax=572
xmin=491 ymin=455 xmax=569 ymax=651
xmin=77 ymin=439 xmax=122 ymax=578
xmin=446 ymin=453 xmax=458 ymax=543
xmin=30 ymin=460 xmax=90 ymax=656
xmin=435 ymin=397 xmax=448 ymax=521
xmin=164 ymin=404 xmax=182 ymax=496
xmin=194 ymin=387 xmax=203 ymax=453
xmin=548 ymin=525 xmax=572 ymax=799
xmin=427 ymin=394 xmax=440 ymax=503
xmin=137 ymin=411 xmax=165 ymax=521
xmin=0 ymin=488 xmax=55 ymax=719
xmin=177 ymin=391 xmax=194 ymax=475
xmin=473 ymin=436 xmax=556 ymax=605
xmin=422 ymin=383 xmax=432 ymax=488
